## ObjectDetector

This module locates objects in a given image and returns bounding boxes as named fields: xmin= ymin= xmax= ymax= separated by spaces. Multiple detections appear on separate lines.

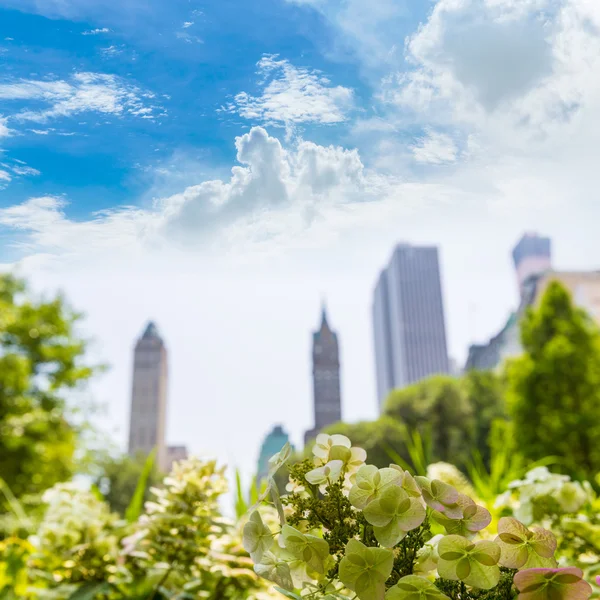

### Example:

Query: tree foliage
xmin=384 ymin=376 xmax=475 ymax=469
xmin=0 ymin=274 xmax=96 ymax=501
xmin=95 ymin=452 xmax=162 ymax=517
xmin=323 ymin=418 xmax=409 ymax=469
xmin=506 ymin=281 xmax=600 ymax=480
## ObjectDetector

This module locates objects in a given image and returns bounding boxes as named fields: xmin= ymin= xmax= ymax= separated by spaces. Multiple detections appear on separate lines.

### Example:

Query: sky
xmin=1 ymin=0 xmax=600 ymax=486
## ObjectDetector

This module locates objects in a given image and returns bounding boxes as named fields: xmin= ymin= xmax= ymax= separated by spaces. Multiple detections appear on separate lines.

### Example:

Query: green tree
xmin=384 ymin=375 xmax=474 ymax=469
xmin=95 ymin=452 xmax=162 ymax=516
xmin=0 ymin=274 xmax=96 ymax=500
xmin=323 ymin=417 xmax=409 ymax=468
xmin=462 ymin=370 xmax=507 ymax=467
xmin=506 ymin=281 xmax=600 ymax=480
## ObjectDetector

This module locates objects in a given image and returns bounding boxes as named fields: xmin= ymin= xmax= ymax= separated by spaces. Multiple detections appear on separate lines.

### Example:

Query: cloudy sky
xmin=1 ymin=0 xmax=599 ymax=483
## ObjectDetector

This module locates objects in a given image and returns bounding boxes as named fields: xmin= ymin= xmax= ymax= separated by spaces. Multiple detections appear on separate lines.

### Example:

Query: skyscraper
xmin=512 ymin=233 xmax=552 ymax=298
xmin=128 ymin=322 xmax=169 ymax=471
xmin=256 ymin=425 xmax=291 ymax=483
xmin=304 ymin=306 xmax=342 ymax=446
xmin=372 ymin=244 xmax=450 ymax=410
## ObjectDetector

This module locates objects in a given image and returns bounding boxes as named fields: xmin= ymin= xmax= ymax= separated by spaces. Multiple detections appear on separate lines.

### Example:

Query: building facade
xmin=304 ymin=307 xmax=342 ymax=446
xmin=128 ymin=322 xmax=169 ymax=471
xmin=165 ymin=445 xmax=189 ymax=472
xmin=512 ymin=233 xmax=552 ymax=299
xmin=372 ymin=244 xmax=450 ymax=410
xmin=257 ymin=425 xmax=291 ymax=482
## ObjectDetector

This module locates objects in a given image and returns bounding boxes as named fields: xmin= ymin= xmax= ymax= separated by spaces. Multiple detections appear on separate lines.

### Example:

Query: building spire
xmin=142 ymin=321 xmax=161 ymax=340
xmin=320 ymin=300 xmax=329 ymax=330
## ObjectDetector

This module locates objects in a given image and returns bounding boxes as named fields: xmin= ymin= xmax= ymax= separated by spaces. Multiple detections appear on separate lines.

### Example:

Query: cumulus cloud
xmin=221 ymin=55 xmax=353 ymax=131
xmin=0 ymin=127 xmax=428 ymax=261
xmin=386 ymin=0 xmax=600 ymax=140
xmin=0 ymin=72 xmax=163 ymax=123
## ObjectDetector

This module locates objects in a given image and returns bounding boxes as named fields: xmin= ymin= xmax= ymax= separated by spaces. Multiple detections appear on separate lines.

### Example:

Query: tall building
xmin=372 ymin=244 xmax=450 ymax=410
xmin=257 ymin=425 xmax=291 ymax=482
xmin=165 ymin=445 xmax=189 ymax=472
xmin=304 ymin=306 xmax=342 ymax=446
xmin=128 ymin=322 xmax=169 ymax=471
xmin=512 ymin=233 xmax=552 ymax=298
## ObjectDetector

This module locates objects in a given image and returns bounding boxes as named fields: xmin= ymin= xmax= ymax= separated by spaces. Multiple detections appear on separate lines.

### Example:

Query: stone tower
xmin=304 ymin=305 xmax=342 ymax=446
xmin=128 ymin=321 xmax=168 ymax=470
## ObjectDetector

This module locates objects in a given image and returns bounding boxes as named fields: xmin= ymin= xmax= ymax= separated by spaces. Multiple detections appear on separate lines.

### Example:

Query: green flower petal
xmin=243 ymin=511 xmax=273 ymax=562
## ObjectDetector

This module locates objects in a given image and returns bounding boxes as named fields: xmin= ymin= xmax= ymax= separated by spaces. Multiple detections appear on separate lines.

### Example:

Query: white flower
xmin=305 ymin=460 xmax=344 ymax=486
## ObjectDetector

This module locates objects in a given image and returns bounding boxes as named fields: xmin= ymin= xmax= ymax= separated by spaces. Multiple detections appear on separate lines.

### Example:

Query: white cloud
xmin=82 ymin=27 xmax=110 ymax=35
xmin=182 ymin=21 xmax=194 ymax=28
xmin=0 ymin=72 xmax=163 ymax=123
xmin=0 ymin=169 xmax=11 ymax=182
xmin=0 ymin=128 xmax=448 ymax=265
xmin=222 ymin=55 xmax=353 ymax=131
xmin=11 ymin=165 xmax=40 ymax=176
xmin=0 ymin=116 xmax=10 ymax=137
xmin=99 ymin=45 xmax=124 ymax=57
xmin=411 ymin=129 xmax=458 ymax=164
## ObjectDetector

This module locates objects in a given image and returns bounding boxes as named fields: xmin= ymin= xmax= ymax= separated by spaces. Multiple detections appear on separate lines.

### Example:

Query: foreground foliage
xmin=243 ymin=434 xmax=596 ymax=600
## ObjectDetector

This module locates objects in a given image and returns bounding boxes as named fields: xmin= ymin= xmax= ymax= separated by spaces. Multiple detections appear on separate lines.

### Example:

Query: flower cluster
xmin=244 ymin=435 xmax=594 ymax=600
xmin=28 ymin=482 xmax=123 ymax=591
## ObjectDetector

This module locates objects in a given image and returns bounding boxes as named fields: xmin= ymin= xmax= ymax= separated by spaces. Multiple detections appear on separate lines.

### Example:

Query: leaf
xmin=274 ymin=586 xmax=303 ymax=600
xmin=67 ymin=582 xmax=111 ymax=600
xmin=386 ymin=575 xmax=450 ymax=600
xmin=125 ymin=448 xmax=156 ymax=523
xmin=268 ymin=442 xmax=292 ymax=477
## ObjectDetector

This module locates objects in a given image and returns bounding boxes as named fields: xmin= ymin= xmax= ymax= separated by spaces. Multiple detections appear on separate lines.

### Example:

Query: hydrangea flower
xmin=363 ymin=486 xmax=426 ymax=547
xmin=437 ymin=535 xmax=501 ymax=590
xmin=414 ymin=535 xmax=444 ymax=575
xmin=349 ymin=465 xmax=403 ymax=510
xmin=415 ymin=477 xmax=462 ymax=518
xmin=339 ymin=540 xmax=394 ymax=600
xmin=513 ymin=568 xmax=593 ymax=600
xmin=254 ymin=551 xmax=294 ymax=591
xmin=312 ymin=434 xmax=367 ymax=471
xmin=243 ymin=511 xmax=274 ymax=562
xmin=495 ymin=517 xmax=557 ymax=569
xmin=306 ymin=460 xmax=344 ymax=487
xmin=432 ymin=495 xmax=491 ymax=538
xmin=280 ymin=525 xmax=330 ymax=574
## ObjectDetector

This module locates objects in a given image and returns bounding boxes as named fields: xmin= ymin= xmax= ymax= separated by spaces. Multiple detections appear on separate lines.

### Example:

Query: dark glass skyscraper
xmin=304 ymin=306 xmax=342 ymax=446
xmin=372 ymin=244 xmax=450 ymax=410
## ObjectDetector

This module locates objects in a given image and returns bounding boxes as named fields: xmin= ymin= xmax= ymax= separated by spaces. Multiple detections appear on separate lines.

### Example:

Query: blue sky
xmin=1 ymin=0 xmax=600 ymax=482
xmin=0 ymin=0 xmax=429 ymax=215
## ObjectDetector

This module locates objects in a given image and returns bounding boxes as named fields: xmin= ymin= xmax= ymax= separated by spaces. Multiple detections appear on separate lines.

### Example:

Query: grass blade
xmin=125 ymin=448 xmax=156 ymax=523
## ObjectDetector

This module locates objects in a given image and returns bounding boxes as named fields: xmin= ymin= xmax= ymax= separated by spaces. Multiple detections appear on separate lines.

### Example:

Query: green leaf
xmin=125 ymin=448 xmax=156 ymax=523
xmin=274 ymin=586 xmax=303 ymax=600
xmin=386 ymin=575 xmax=450 ymax=600
xmin=67 ymin=582 xmax=111 ymax=600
